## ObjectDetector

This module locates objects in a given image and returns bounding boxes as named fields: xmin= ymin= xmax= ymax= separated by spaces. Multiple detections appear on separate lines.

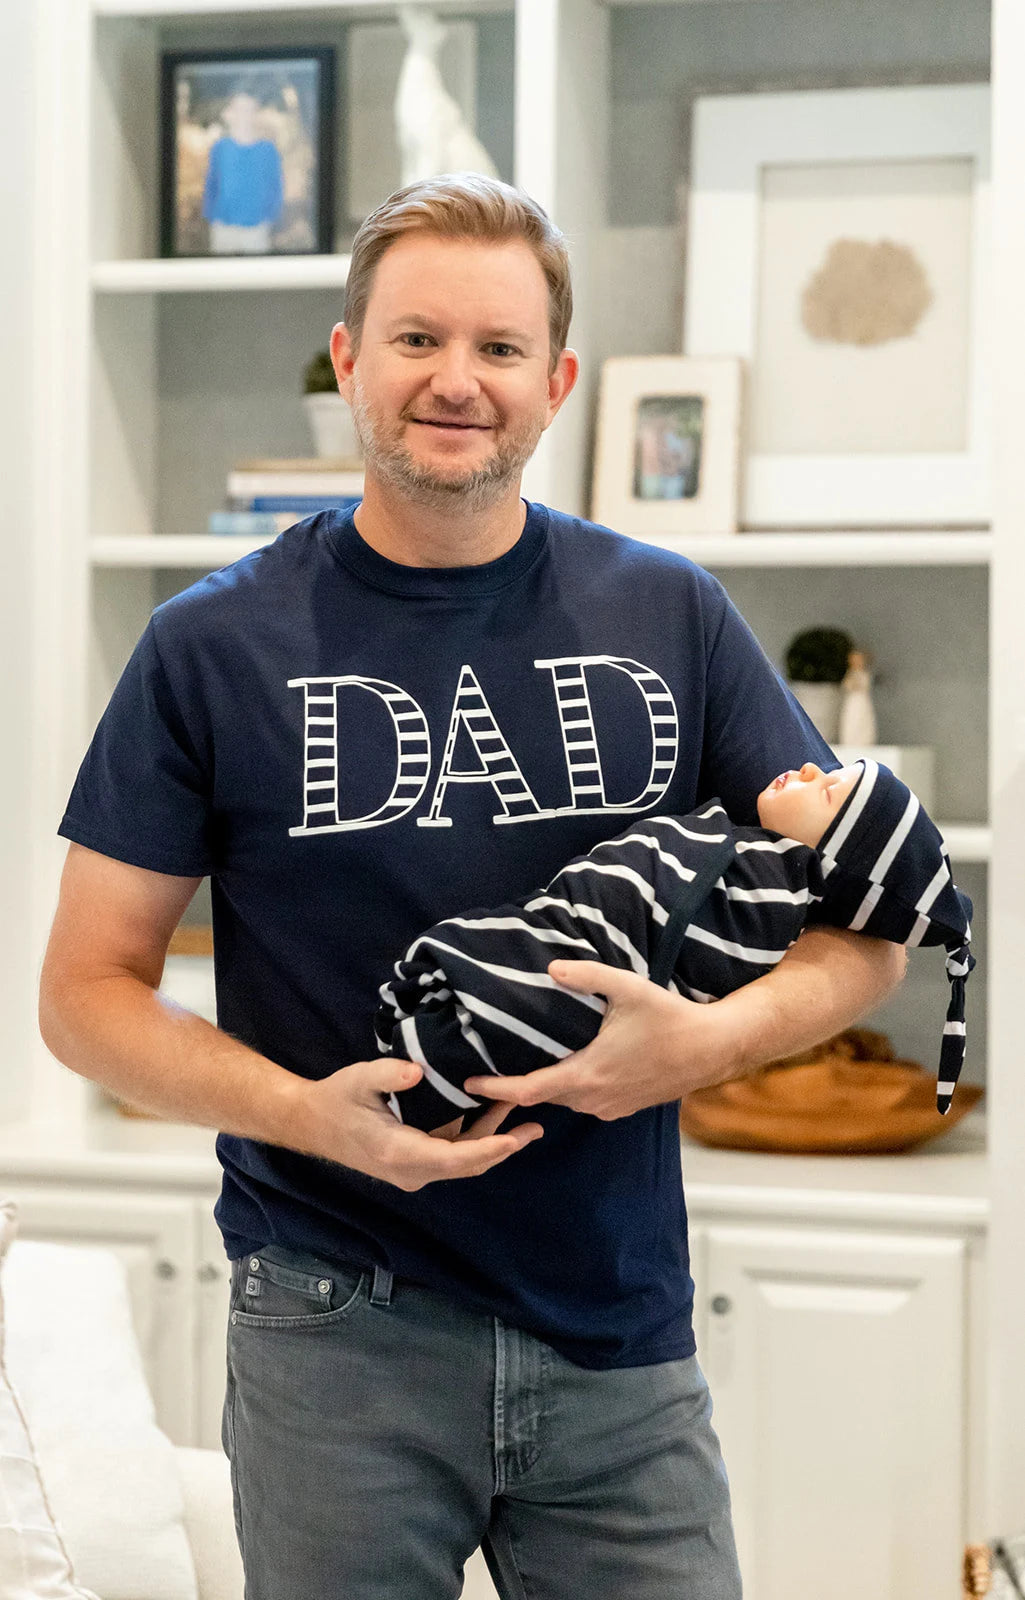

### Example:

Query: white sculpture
xmin=838 ymin=650 xmax=878 ymax=746
xmin=394 ymin=5 xmax=499 ymax=186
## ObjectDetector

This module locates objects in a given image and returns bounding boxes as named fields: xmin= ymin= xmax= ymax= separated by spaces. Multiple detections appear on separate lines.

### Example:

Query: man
xmin=39 ymin=175 xmax=904 ymax=1600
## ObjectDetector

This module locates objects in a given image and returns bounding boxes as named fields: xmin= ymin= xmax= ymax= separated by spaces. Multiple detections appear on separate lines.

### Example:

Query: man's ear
xmin=545 ymin=346 xmax=580 ymax=429
xmin=330 ymin=323 xmax=354 ymax=402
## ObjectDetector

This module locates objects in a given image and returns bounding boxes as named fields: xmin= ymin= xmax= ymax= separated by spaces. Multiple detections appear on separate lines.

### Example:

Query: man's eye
xmin=486 ymin=343 xmax=518 ymax=358
xmin=401 ymin=333 xmax=433 ymax=348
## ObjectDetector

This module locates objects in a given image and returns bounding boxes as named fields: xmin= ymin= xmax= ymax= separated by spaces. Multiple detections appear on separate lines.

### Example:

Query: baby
xmin=375 ymin=759 xmax=975 ymax=1133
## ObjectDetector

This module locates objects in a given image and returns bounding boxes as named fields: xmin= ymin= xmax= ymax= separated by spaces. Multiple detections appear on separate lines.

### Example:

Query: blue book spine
xmin=246 ymin=495 xmax=361 ymax=512
xmin=208 ymin=511 xmax=286 ymax=536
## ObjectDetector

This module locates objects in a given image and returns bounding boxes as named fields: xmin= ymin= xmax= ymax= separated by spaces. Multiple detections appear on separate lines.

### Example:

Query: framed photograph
xmin=160 ymin=48 xmax=336 ymax=258
xmin=683 ymin=84 xmax=990 ymax=527
xmin=591 ymin=357 xmax=743 ymax=537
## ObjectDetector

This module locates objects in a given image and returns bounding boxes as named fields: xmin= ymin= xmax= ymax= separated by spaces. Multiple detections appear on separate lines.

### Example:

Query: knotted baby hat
xmin=815 ymin=759 xmax=975 ymax=1114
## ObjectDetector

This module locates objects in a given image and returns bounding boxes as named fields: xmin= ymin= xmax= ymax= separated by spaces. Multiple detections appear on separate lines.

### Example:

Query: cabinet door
xmin=700 ymin=1224 xmax=966 ymax=1600
xmin=4 ymin=1184 xmax=198 ymax=1446
xmin=195 ymin=1203 xmax=233 ymax=1450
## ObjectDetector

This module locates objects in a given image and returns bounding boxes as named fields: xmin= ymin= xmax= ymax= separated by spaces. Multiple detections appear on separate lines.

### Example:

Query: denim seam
xmin=488 ymin=1516 xmax=532 ymax=1600
xmin=493 ymin=1317 xmax=507 ymax=1496
xmin=226 ymin=1364 xmax=246 ymax=1568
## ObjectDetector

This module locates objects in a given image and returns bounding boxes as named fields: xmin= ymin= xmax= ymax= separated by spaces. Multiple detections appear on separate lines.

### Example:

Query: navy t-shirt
xmin=59 ymin=502 xmax=832 ymax=1368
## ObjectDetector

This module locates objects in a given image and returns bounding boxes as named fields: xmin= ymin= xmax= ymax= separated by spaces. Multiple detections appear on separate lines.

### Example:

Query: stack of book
xmin=209 ymin=458 xmax=364 ymax=537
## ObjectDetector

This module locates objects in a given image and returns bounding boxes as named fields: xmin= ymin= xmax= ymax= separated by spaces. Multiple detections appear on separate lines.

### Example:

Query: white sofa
xmin=0 ymin=1202 xmax=497 ymax=1600
xmin=0 ymin=1197 xmax=244 ymax=1600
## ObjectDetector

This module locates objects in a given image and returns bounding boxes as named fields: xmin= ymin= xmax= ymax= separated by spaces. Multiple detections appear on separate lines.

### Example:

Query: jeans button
xmin=318 ymin=1279 xmax=331 ymax=1295
xmin=249 ymin=1257 xmax=260 ymax=1272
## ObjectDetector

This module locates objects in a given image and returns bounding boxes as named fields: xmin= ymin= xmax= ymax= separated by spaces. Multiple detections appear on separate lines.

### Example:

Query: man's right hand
xmin=292 ymin=1058 xmax=543 ymax=1191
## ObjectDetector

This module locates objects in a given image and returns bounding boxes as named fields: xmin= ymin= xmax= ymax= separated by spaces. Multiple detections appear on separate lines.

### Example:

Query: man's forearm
xmin=40 ymin=971 xmax=313 ymax=1150
xmin=695 ymin=926 xmax=907 ymax=1089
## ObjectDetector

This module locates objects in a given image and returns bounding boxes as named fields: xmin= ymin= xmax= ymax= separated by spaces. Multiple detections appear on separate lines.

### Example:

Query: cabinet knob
xmin=710 ymin=1294 xmax=733 ymax=1316
xmin=154 ymin=1258 xmax=177 ymax=1281
xmin=197 ymin=1262 xmax=223 ymax=1284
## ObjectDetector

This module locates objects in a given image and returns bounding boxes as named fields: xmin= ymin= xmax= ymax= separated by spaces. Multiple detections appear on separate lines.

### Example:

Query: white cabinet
xmin=693 ymin=1221 xmax=968 ymax=1600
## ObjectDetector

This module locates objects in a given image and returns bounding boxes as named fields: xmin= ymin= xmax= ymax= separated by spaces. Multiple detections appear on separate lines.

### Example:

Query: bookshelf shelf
xmin=92 ymin=0 xmax=506 ymax=16
xmin=939 ymin=825 xmax=992 ymax=862
xmin=91 ymin=255 xmax=353 ymax=294
xmin=623 ymin=530 xmax=993 ymax=568
xmin=91 ymin=534 xmax=277 ymax=565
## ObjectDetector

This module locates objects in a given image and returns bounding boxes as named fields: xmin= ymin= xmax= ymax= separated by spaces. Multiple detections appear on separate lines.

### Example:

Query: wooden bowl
xmin=679 ymin=1054 xmax=983 ymax=1154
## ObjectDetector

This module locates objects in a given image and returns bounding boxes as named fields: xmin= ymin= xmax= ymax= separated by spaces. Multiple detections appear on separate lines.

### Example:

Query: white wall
xmin=0 ymin=3 xmax=38 ymax=1119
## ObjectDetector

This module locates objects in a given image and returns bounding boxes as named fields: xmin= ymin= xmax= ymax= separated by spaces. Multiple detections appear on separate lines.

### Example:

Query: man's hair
xmin=344 ymin=174 xmax=572 ymax=370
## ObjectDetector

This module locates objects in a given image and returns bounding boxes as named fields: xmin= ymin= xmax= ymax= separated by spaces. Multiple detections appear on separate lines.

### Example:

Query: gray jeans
xmin=222 ymin=1245 xmax=741 ymax=1600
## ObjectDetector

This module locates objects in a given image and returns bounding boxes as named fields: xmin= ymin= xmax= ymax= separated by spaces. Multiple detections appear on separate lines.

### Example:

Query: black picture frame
xmin=159 ymin=47 xmax=337 ymax=258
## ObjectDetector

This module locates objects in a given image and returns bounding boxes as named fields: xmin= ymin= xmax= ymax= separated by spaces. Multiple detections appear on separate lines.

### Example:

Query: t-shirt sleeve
xmin=697 ymin=574 xmax=837 ymax=825
xmin=58 ymin=620 xmax=215 ymax=877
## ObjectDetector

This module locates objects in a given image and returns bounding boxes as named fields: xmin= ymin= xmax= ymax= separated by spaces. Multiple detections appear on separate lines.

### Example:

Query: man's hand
xmin=463 ymin=931 xmax=906 ymax=1122
xmin=295 ymin=1057 xmax=543 ymax=1190
xmin=463 ymin=960 xmax=723 ymax=1121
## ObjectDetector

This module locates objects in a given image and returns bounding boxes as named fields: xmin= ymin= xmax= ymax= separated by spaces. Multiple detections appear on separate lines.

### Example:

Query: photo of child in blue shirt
xmin=202 ymin=90 xmax=284 ymax=254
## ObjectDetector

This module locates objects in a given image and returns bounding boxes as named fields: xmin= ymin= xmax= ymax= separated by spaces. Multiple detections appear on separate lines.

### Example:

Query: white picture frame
xmin=683 ymin=84 xmax=991 ymax=528
xmin=591 ymin=356 xmax=742 ymax=537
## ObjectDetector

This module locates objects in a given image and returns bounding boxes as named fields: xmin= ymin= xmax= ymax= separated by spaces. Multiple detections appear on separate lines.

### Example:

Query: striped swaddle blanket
xmin=375 ymin=803 xmax=823 ymax=1132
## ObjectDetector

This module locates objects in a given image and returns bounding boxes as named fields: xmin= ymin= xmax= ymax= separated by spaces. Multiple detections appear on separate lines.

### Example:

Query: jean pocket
xmin=230 ymin=1248 xmax=367 ymax=1331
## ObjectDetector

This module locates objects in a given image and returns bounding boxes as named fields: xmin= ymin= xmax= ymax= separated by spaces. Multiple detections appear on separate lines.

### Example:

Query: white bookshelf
xmin=15 ymin=0 xmax=1025 ymax=1550
xmin=92 ymin=0 xmax=509 ymax=14
xmin=91 ymin=534 xmax=282 ymax=564
xmin=91 ymin=254 xmax=353 ymax=292
xmin=621 ymin=530 xmax=993 ymax=567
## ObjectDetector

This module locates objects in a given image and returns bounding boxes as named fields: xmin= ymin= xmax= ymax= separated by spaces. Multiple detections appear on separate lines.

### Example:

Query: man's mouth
xmin=412 ymin=418 xmax=490 ymax=431
xmin=772 ymin=771 xmax=792 ymax=790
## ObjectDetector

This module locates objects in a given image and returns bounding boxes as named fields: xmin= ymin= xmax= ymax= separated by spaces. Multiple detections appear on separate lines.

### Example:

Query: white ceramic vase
xmin=303 ymin=393 xmax=362 ymax=463
xmin=788 ymin=681 xmax=842 ymax=743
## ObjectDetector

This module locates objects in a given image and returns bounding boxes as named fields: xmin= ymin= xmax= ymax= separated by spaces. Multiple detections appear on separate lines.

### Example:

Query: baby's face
xmin=756 ymin=763 xmax=862 ymax=847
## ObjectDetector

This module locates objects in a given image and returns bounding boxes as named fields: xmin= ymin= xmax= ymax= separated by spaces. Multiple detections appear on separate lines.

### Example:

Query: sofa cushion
xmin=0 ymin=1198 xmax=98 ymax=1599
xmin=0 ymin=1200 xmax=198 ymax=1600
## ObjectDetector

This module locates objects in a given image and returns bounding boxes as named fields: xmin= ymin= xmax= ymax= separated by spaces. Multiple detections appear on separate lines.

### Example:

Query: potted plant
xmin=302 ymin=350 xmax=362 ymax=463
xmin=784 ymin=626 xmax=854 ymax=742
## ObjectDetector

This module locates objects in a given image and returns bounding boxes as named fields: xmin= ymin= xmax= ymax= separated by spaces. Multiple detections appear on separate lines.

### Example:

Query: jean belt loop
xmin=370 ymin=1266 xmax=394 ymax=1307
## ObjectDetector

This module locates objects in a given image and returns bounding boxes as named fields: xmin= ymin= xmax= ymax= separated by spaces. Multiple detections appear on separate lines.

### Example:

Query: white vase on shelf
xmin=302 ymin=394 xmax=362 ymax=463
xmin=394 ymin=5 xmax=499 ymax=185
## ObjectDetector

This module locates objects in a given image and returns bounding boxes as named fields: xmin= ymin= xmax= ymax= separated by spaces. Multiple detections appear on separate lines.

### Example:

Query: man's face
xmin=331 ymin=235 xmax=576 ymax=511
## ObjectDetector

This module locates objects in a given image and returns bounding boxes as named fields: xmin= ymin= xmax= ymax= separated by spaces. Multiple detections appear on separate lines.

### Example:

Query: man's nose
xmin=799 ymin=762 xmax=822 ymax=780
xmin=429 ymin=345 xmax=481 ymax=404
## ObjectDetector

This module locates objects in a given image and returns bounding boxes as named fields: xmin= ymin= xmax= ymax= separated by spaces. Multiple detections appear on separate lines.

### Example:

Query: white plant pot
xmin=788 ymin=681 xmax=842 ymax=743
xmin=303 ymin=392 xmax=362 ymax=463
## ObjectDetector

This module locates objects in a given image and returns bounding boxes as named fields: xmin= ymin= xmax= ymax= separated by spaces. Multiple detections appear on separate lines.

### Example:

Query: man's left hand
xmin=462 ymin=959 xmax=726 ymax=1121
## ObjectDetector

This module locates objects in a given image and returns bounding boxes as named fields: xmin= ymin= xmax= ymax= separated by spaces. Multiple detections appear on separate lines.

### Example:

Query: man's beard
xmin=350 ymin=377 xmax=545 ymax=514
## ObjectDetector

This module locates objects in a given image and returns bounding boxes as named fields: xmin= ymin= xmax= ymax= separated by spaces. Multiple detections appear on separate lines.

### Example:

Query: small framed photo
xmin=160 ymin=48 xmax=336 ymax=258
xmin=591 ymin=357 xmax=743 ymax=537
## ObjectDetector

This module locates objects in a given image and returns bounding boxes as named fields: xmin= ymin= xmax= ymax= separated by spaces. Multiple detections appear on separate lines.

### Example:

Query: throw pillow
xmin=0 ymin=1203 xmax=198 ymax=1600
xmin=0 ymin=1197 xmax=99 ymax=1599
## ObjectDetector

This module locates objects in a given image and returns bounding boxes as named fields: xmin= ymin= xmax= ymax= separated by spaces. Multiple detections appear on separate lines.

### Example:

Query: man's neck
xmin=353 ymin=476 xmax=527 ymax=568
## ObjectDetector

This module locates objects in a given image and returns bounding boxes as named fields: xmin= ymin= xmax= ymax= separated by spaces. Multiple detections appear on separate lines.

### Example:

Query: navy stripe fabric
xmin=378 ymin=767 xmax=975 ymax=1132
xmin=377 ymin=803 xmax=825 ymax=1132
xmin=817 ymin=760 xmax=975 ymax=1113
